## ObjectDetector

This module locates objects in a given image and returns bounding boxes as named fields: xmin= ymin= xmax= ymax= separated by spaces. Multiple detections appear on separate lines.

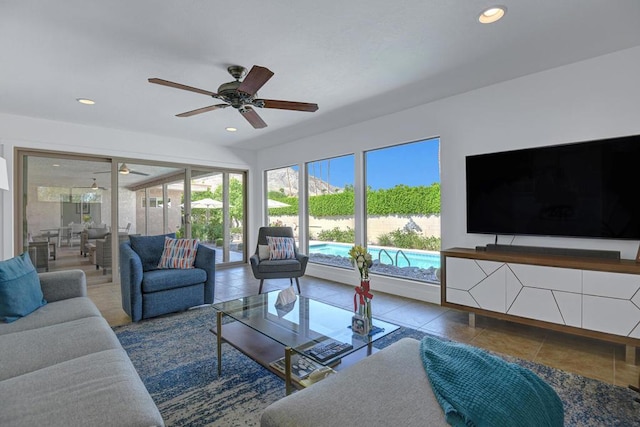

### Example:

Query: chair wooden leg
xmin=295 ymin=277 xmax=301 ymax=293
xmin=258 ymin=279 xmax=265 ymax=294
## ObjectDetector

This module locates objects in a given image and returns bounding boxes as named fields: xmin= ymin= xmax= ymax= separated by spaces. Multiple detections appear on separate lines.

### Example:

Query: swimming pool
xmin=309 ymin=242 xmax=441 ymax=270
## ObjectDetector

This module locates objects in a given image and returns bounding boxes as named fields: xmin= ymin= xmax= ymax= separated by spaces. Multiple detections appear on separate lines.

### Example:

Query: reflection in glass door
xmin=118 ymin=162 xmax=185 ymax=238
xmin=18 ymin=153 xmax=114 ymax=285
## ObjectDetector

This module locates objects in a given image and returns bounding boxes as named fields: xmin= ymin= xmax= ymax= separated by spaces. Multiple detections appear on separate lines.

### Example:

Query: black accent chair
xmin=249 ymin=226 xmax=308 ymax=294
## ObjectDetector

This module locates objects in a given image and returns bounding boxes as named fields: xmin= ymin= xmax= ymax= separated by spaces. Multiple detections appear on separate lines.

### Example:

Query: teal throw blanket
xmin=420 ymin=336 xmax=564 ymax=427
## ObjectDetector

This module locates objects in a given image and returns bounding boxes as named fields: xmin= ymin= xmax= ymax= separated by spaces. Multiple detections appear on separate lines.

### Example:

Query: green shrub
xmin=316 ymin=227 xmax=354 ymax=243
xmin=191 ymin=222 xmax=223 ymax=242
xmin=376 ymin=233 xmax=393 ymax=247
xmin=376 ymin=229 xmax=441 ymax=251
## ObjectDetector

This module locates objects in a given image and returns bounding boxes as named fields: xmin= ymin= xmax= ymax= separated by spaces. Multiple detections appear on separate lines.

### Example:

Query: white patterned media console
xmin=441 ymin=247 xmax=640 ymax=363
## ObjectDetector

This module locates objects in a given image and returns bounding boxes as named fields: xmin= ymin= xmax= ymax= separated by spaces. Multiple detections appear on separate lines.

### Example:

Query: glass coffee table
xmin=212 ymin=290 xmax=399 ymax=394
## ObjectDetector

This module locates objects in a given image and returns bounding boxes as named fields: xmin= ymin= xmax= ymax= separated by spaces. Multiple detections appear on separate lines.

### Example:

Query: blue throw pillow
xmin=129 ymin=233 xmax=176 ymax=272
xmin=0 ymin=252 xmax=47 ymax=323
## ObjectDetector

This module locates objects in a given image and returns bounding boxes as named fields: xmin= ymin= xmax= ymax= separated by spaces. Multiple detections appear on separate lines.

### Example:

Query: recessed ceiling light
xmin=76 ymin=98 xmax=95 ymax=105
xmin=479 ymin=6 xmax=506 ymax=24
xmin=52 ymin=164 xmax=60 ymax=167
xmin=226 ymin=127 xmax=237 ymax=132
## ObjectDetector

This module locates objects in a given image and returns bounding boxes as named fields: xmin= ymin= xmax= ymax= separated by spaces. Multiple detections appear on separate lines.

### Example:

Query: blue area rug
xmin=114 ymin=306 xmax=640 ymax=426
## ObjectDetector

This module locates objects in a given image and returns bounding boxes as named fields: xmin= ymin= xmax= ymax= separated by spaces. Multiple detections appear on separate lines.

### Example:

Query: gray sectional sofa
xmin=0 ymin=269 xmax=164 ymax=427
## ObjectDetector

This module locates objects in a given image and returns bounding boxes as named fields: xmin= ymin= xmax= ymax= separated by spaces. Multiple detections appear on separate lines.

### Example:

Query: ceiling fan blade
xmin=239 ymin=107 xmax=267 ymax=129
xmin=176 ymin=104 xmax=229 ymax=117
xmin=237 ymin=66 xmax=274 ymax=96
xmin=129 ymin=171 xmax=150 ymax=176
xmin=260 ymin=99 xmax=319 ymax=112
xmin=148 ymin=78 xmax=217 ymax=97
xmin=93 ymin=171 xmax=110 ymax=174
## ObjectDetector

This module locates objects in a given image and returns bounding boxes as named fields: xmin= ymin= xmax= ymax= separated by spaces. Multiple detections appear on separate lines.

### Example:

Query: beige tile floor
xmin=49 ymin=245 xmax=640 ymax=389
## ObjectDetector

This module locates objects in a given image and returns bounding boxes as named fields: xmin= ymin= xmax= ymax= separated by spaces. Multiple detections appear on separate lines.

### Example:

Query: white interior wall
xmin=253 ymin=45 xmax=640 ymax=301
xmin=0 ymin=113 xmax=256 ymax=259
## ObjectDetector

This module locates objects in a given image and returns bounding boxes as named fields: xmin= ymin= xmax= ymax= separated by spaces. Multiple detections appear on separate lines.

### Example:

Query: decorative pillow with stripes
xmin=266 ymin=236 xmax=295 ymax=260
xmin=158 ymin=237 xmax=199 ymax=269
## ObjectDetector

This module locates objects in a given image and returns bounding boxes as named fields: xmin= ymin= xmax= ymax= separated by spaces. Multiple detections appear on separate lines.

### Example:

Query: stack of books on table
xmin=270 ymin=353 xmax=336 ymax=386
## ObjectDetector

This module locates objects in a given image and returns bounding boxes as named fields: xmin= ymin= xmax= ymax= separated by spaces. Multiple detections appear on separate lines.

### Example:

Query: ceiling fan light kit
xmin=149 ymin=65 xmax=319 ymax=129
xmin=74 ymin=178 xmax=106 ymax=191
xmin=94 ymin=163 xmax=149 ymax=176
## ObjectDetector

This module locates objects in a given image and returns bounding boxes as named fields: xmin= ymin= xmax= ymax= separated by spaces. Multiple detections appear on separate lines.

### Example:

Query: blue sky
xmin=307 ymin=138 xmax=440 ymax=190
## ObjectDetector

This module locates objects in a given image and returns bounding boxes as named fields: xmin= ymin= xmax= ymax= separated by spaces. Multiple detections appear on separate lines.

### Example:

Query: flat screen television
xmin=466 ymin=134 xmax=640 ymax=239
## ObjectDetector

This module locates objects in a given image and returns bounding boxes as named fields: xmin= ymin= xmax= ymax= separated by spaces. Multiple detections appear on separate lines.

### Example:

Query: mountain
xmin=267 ymin=167 xmax=341 ymax=197
xmin=188 ymin=167 xmax=340 ymax=197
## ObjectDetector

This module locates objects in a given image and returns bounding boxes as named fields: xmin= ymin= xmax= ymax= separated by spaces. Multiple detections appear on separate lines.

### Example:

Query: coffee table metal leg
xmin=285 ymin=347 xmax=293 ymax=395
xmin=217 ymin=311 xmax=222 ymax=376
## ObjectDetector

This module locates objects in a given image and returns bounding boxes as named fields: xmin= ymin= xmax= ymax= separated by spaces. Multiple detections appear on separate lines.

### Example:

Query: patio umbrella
xmin=267 ymin=199 xmax=290 ymax=208
xmin=190 ymin=198 xmax=223 ymax=221
xmin=191 ymin=198 xmax=224 ymax=209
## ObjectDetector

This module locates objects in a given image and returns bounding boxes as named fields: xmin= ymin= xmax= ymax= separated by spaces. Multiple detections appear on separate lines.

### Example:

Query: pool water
xmin=309 ymin=242 xmax=440 ymax=270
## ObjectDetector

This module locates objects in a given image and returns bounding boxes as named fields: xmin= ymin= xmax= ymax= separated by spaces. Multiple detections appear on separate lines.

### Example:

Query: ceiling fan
xmin=94 ymin=163 xmax=150 ymax=176
xmin=148 ymin=65 xmax=319 ymax=129
xmin=73 ymin=178 xmax=107 ymax=191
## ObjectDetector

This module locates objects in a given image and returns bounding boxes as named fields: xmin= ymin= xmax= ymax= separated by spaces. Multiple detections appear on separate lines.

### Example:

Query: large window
xmin=365 ymin=138 xmax=441 ymax=283
xmin=306 ymin=155 xmax=355 ymax=267
xmin=265 ymin=166 xmax=299 ymax=240
xmin=266 ymin=139 xmax=441 ymax=287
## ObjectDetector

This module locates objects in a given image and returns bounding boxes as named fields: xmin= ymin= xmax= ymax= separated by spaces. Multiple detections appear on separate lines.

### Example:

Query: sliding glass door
xmin=16 ymin=150 xmax=248 ymax=285
xmin=189 ymin=169 xmax=246 ymax=264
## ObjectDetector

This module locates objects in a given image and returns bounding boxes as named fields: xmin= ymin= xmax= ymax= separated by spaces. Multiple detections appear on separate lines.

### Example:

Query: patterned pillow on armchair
xmin=266 ymin=236 xmax=295 ymax=260
xmin=158 ymin=237 xmax=199 ymax=269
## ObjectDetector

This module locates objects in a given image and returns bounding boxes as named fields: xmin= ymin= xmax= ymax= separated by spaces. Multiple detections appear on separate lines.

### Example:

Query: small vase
xmin=364 ymin=298 xmax=373 ymax=330
xmin=360 ymin=279 xmax=373 ymax=331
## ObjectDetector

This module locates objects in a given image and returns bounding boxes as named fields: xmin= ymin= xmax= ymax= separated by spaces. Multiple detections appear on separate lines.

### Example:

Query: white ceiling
xmin=2 ymin=1 xmax=640 ymax=151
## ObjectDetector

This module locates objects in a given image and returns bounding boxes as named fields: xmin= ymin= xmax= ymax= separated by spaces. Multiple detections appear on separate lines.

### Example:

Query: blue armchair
xmin=119 ymin=233 xmax=216 ymax=322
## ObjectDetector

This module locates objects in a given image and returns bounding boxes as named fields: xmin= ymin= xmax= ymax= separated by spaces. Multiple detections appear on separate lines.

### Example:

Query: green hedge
xmin=267 ymin=184 xmax=440 ymax=217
